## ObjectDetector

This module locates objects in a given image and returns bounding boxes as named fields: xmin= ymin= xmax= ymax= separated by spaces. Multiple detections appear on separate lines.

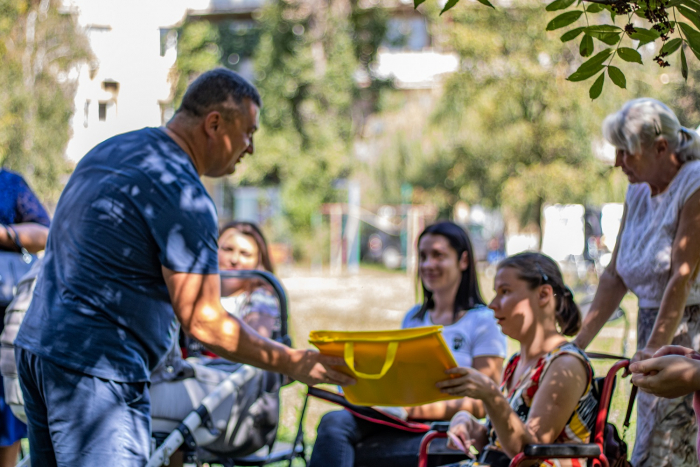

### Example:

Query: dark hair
xmin=219 ymin=221 xmax=274 ymax=274
xmin=414 ymin=221 xmax=486 ymax=323
xmin=176 ymin=68 xmax=262 ymax=120
xmin=497 ymin=252 xmax=581 ymax=336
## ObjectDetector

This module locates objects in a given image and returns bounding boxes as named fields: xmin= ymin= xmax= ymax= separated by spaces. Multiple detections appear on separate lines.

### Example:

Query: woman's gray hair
xmin=602 ymin=98 xmax=700 ymax=163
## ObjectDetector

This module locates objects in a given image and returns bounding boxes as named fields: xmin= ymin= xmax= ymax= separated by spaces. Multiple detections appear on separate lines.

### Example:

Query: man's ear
xmin=203 ymin=111 xmax=223 ymax=137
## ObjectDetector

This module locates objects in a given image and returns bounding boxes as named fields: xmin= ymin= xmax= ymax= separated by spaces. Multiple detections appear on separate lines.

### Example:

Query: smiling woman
xmin=573 ymin=98 xmax=700 ymax=467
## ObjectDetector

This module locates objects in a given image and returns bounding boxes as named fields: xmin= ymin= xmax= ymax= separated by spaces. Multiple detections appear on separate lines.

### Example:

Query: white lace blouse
xmin=616 ymin=160 xmax=700 ymax=308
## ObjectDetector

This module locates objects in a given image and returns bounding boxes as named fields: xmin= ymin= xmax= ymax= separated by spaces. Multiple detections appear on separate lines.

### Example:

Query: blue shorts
xmin=16 ymin=348 xmax=151 ymax=467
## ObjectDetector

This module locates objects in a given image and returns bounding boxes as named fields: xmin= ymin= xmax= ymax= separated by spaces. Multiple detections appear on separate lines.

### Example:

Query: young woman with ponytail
xmin=435 ymin=252 xmax=595 ymax=467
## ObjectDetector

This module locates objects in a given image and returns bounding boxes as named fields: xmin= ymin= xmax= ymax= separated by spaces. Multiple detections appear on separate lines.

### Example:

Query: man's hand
xmin=287 ymin=349 xmax=356 ymax=387
xmin=630 ymin=354 xmax=700 ymax=399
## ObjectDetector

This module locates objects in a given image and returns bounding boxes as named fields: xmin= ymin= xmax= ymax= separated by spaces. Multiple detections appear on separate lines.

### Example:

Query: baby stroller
xmin=148 ymin=269 xmax=308 ymax=467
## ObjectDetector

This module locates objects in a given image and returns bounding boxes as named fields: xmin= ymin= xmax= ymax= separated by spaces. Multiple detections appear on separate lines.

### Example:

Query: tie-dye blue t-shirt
xmin=15 ymin=128 xmax=219 ymax=382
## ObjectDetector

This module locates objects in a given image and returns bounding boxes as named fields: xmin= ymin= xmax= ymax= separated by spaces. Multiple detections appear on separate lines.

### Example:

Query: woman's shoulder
xmin=545 ymin=342 xmax=590 ymax=363
xmin=400 ymin=304 xmax=425 ymax=328
xmin=542 ymin=342 xmax=593 ymax=380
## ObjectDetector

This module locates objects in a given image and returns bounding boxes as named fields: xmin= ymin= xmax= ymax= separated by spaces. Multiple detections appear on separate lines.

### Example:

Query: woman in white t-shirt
xmin=309 ymin=221 xmax=507 ymax=467
xmin=573 ymin=98 xmax=700 ymax=467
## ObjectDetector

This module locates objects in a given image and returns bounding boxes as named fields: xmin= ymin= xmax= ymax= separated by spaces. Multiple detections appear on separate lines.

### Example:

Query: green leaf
xmin=585 ymin=25 xmax=623 ymax=32
xmin=679 ymin=22 xmax=700 ymax=59
xmin=629 ymin=27 xmax=661 ymax=46
xmin=475 ymin=0 xmax=496 ymax=8
xmin=661 ymin=38 xmax=683 ymax=55
xmin=546 ymin=0 xmax=576 ymax=11
xmin=577 ymin=47 xmax=614 ymax=71
xmin=587 ymin=3 xmax=605 ymax=12
xmin=608 ymin=66 xmax=626 ymax=88
xmin=594 ymin=32 xmax=621 ymax=45
xmin=681 ymin=46 xmax=689 ymax=80
xmin=589 ymin=72 xmax=605 ymax=99
xmin=580 ymin=34 xmax=594 ymax=56
xmin=666 ymin=0 xmax=685 ymax=7
xmin=568 ymin=64 xmax=605 ymax=81
xmin=679 ymin=5 xmax=700 ymax=30
xmin=546 ymin=11 xmax=584 ymax=31
xmin=561 ymin=27 xmax=586 ymax=42
xmin=681 ymin=0 xmax=700 ymax=11
xmin=440 ymin=0 xmax=459 ymax=14
xmin=618 ymin=47 xmax=644 ymax=63
xmin=414 ymin=0 xmax=426 ymax=8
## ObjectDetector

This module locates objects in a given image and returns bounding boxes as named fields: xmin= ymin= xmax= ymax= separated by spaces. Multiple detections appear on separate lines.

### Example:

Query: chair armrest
xmin=523 ymin=444 xmax=601 ymax=458
xmin=429 ymin=421 xmax=451 ymax=432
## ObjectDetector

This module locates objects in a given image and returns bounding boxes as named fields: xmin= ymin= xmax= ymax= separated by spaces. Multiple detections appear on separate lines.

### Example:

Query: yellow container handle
xmin=344 ymin=341 xmax=399 ymax=379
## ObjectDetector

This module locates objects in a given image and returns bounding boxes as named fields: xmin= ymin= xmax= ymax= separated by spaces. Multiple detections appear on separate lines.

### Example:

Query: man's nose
xmin=246 ymin=140 xmax=254 ymax=155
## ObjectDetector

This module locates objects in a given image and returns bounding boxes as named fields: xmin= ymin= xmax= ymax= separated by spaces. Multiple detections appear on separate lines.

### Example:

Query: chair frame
xmin=417 ymin=359 xmax=630 ymax=467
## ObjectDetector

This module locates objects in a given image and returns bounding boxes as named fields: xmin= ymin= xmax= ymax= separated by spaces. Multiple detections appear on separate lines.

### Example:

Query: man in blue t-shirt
xmin=14 ymin=68 xmax=354 ymax=467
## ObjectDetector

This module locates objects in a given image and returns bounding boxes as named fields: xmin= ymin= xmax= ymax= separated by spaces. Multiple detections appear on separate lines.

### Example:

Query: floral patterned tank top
xmin=488 ymin=342 xmax=596 ymax=467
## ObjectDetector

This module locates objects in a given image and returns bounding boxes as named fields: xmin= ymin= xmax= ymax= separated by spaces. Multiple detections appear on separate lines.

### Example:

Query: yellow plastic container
xmin=309 ymin=326 xmax=460 ymax=406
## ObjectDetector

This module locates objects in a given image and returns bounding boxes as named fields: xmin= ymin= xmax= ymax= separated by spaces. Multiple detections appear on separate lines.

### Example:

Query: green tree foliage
xmin=169 ymin=19 xmax=221 ymax=106
xmin=233 ymin=0 xmax=358 ymax=254
xmin=418 ymin=0 xmax=700 ymax=99
xmin=0 ymin=0 xmax=91 ymax=205
xmin=399 ymin=3 xmax=659 ymax=240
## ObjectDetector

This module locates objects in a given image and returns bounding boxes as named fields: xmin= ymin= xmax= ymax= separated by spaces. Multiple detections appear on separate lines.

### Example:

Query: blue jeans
xmin=309 ymin=409 xmax=425 ymax=467
xmin=16 ymin=348 xmax=151 ymax=467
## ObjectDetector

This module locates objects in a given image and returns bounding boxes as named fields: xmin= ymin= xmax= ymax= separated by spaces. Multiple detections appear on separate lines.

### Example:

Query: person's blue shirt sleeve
xmin=14 ymin=173 xmax=51 ymax=227
xmin=149 ymin=180 xmax=219 ymax=274
xmin=471 ymin=308 xmax=508 ymax=358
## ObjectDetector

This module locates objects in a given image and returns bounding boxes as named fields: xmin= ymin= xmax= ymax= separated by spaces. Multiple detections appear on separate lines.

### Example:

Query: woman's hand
xmin=446 ymin=411 xmax=484 ymax=457
xmin=630 ymin=354 xmax=700 ymax=399
xmin=436 ymin=367 xmax=499 ymax=400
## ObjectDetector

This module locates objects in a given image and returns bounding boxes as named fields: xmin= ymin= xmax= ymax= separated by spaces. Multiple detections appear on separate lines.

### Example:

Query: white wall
xmin=63 ymin=0 xmax=208 ymax=161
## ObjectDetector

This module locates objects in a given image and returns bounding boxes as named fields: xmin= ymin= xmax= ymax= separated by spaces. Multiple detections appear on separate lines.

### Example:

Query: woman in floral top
xmin=436 ymin=252 xmax=595 ymax=467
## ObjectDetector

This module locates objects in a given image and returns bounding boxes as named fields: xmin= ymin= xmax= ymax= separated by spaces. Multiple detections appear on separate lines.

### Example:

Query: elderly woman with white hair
xmin=573 ymin=98 xmax=700 ymax=466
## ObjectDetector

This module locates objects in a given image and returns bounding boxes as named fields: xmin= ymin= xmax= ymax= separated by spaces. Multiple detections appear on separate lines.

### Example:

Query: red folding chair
xmin=418 ymin=358 xmax=635 ymax=467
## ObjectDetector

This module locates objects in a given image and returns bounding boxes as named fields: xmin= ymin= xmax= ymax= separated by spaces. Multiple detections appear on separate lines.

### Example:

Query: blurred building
xmin=60 ymin=0 xmax=206 ymax=161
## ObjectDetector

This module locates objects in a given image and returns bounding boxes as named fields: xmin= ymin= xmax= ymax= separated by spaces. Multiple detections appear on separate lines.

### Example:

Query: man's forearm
xmin=188 ymin=309 xmax=297 ymax=374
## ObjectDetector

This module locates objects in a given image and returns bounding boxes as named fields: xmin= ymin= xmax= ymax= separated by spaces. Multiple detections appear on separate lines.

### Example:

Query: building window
xmin=83 ymin=99 xmax=90 ymax=128
xmin=98 ymin=102 xmax=107 ymax=121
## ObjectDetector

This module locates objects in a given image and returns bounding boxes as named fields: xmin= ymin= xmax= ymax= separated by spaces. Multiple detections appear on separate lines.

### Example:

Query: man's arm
xmin=163 ymin=266 xmax=355 ymax=387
